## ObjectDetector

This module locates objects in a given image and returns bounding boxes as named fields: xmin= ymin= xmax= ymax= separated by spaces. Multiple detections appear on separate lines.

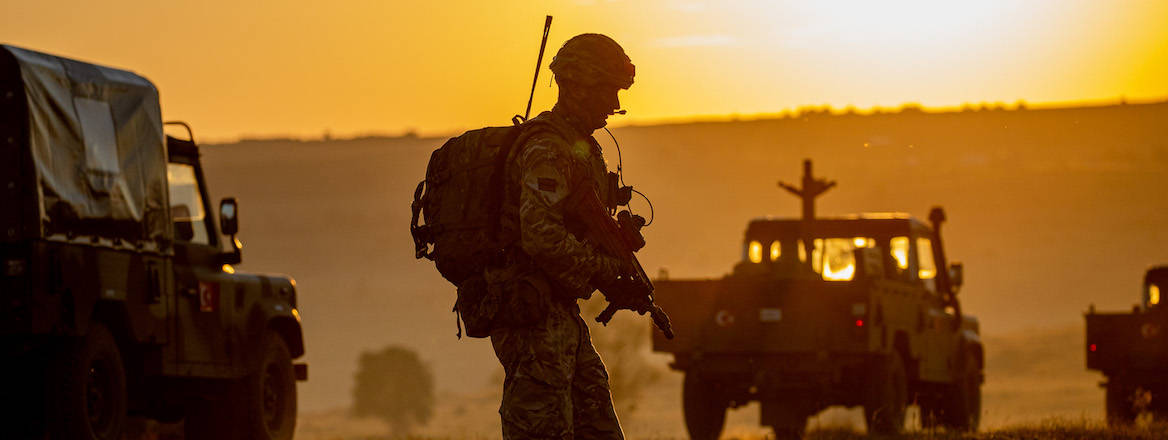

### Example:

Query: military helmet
xmin=549 ymin=33 xmax=635 ymax=89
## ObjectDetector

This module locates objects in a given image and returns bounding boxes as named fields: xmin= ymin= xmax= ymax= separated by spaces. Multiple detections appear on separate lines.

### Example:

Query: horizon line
xmin=200 ymin=95 xmax=1168 ymax=146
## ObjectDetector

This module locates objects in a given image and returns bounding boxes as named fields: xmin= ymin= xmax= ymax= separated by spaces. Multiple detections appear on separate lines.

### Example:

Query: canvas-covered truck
xmin=1085 ymin=266 xmax=1168 ymax=426
xmin=651 ymin=161 xmax=983 ymax=439
xmin=0 ymin=45 xmax=306 ymax=440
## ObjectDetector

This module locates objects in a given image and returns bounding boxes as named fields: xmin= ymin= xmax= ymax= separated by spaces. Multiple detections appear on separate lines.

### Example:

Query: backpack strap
xmin=410 ymin=180 xmax=433 ymax=260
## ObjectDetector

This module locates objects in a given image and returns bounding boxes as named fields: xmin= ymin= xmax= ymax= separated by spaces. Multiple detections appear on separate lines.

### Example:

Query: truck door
xmin=167 ymin=152 xmax=233 ymax=367
xmin=913 ymin=235 xmax=955 ymax=382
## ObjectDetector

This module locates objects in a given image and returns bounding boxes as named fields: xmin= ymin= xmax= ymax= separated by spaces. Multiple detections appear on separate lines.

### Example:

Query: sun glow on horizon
xmin=2 ymin=0 xmax=1165 ymax=140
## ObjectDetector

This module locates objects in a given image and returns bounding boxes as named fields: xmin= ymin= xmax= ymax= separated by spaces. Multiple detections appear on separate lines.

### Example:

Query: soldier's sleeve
xmin=516 ymin=138 xmax=619 ymax=296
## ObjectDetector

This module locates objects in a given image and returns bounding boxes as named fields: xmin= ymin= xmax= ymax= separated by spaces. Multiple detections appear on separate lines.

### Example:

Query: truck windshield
xmin=809 ymin=238 xmax=874 ymax=281
xmin=167 ymin=163 xmax=209 ymax=245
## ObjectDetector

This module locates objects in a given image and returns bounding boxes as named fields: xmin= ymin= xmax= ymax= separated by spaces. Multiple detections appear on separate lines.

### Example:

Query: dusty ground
xmin=290 ymin=324 xmax=1106 ymax=439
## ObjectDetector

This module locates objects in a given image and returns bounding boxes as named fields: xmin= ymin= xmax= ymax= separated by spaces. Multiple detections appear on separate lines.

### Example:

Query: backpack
xmin=411 ymin=114 xmax=576 ymax=338
xmin=410 ymin=119 xmax=531 ymax=338
xmin=411 ymin=123 xmax=521 ymax=284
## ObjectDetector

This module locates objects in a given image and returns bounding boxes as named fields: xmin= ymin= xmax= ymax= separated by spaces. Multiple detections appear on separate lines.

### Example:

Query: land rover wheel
xmin=864 ymin=354 xmax=907 ymax=435
xmin=1105 ymin=378 xmax=1136 ymax=427
xmin=683 ymin=372 xmax=727 ymax=440
xmin=943 ymin=351 xmax=981 ymax=432
xmin=48 ymin=322 xmax=127 ymax=440
xmin=241 ymin=330 xmax=298 ymax=440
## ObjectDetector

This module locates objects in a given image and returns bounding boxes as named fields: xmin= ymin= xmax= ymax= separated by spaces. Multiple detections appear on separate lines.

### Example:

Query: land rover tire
xmin=186 ymin=330 xmax=297 ymax=440
xmin=943 ymin=350 xmax=981 ymax=432
xmin=864 ymin=353 xmax=907 ymax=435
xmin=683 ymin=372 xmax=727 ymax=440
xmin=47 ymin=321 xmax=127 ymax=440
xmin=241 ymin=330 xmax=298 ymax=440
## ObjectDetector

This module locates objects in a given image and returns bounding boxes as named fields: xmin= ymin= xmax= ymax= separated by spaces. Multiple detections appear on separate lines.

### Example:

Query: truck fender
xmin=243 ymin=284 xmax=305 ymax=372
xmin=959 ymin=329 xmax=984 ymax=372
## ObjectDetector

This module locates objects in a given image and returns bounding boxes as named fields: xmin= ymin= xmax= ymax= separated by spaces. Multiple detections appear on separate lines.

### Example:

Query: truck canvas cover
xmin=1 ymin=44 xmax=169 ymax=248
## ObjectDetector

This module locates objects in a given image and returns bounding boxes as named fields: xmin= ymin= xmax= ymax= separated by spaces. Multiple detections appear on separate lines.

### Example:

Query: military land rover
xmin=652 ymin=160 xmax=983 ymax=439
xmin=0 ymin=45 xmax=306 ymax=439
xmin=1085 ymin=266 xmax=1168 ymax=426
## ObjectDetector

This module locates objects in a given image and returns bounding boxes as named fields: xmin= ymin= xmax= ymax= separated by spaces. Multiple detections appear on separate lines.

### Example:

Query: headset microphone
xmin=613 ymin=110 xmax=627 ymax=115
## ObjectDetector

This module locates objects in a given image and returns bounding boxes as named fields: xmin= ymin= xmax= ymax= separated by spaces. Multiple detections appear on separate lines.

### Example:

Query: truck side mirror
xmin=949 ymin=262 xmax=964 ymax=292
xmin=220 ymin=198 xmax=238 ymax=236
xmin=220 ymin=198 xmax=242 ymax=264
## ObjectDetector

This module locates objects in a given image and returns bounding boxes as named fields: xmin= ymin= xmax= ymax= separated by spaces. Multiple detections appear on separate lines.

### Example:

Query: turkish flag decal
xmin=199 ymin=281 xmax=219 ymax=312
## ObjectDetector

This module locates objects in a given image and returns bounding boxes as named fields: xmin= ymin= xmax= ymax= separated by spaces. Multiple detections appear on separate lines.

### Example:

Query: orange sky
xmin=4 ymin=0 xmax=1167 ymax=141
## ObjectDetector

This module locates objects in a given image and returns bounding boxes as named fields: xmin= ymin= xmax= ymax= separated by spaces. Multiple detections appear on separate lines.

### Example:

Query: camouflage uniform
xmin=487 ymin=109 xmax=624 ymax=439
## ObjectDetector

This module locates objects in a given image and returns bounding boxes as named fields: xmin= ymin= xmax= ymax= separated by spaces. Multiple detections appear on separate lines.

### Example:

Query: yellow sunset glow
xmin=3 ymin=0 xmax=1165 ymax=140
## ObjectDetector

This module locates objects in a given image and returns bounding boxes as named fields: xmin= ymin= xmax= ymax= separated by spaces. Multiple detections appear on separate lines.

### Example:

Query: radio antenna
xmin=522 ymin=16 xmax=553 ymax=122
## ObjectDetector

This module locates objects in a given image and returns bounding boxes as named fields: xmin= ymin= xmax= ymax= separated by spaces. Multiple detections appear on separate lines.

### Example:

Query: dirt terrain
xmin=192 ymin=100 xmax=1168 ymax=436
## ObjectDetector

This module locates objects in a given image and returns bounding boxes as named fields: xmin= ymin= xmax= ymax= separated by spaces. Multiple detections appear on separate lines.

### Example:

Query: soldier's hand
xmin=591 ymin=253 xmax=624 ymax=289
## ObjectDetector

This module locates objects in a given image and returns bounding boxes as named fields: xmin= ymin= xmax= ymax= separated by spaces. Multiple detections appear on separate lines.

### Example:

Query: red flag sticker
xmin=199 ymin=281 xmax=219 ymax=312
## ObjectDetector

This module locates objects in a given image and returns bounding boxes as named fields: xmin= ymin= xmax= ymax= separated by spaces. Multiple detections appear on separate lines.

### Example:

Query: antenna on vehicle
xmin=778 ymin=159 xmax=836 ymax=222
xmin=778 ymin=159 xmax=835 ymax=271
xmin=515 ymin=15 xmax=553 ymax=126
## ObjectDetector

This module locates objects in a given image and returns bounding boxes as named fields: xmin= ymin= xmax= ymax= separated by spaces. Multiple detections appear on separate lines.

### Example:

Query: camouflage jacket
xmin=496 ymin=110 xmax=621 ymax=300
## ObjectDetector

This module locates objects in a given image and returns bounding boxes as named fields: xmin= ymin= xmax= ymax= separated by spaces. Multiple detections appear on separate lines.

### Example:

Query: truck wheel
xmin=683 ymin=372 xmax=726 ymax=440
xmin=240 ymin=330 xmax=298 ymax=440
xmin=864 ymin=354 xmax=907 ymax=435
xmin=943 ymin=352 xmax=981 ymax=432
xmin=186 ymin=331 xmax=296 ymax=440
xmin=47 ymin=322 xmax=127 ymax=440
xmin=1105 ymin=379 xmax=1136 ymax=427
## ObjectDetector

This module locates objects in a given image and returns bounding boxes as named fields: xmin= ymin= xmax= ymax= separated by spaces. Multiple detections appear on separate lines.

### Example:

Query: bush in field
xmin=351 ymin=346 xmax=435 ymax=437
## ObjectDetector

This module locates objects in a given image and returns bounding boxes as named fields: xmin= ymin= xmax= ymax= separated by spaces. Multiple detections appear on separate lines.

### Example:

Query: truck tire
xmin=46 ymin=322 xmax=127 ymax=440
xmin=942 ymin=351 xmax=981 ymax=432
xmin=186 ymin=330 xmax=297 ymax=440
xmin=1105 ymin=378 xmax=1136 ymax=427
xmin=683 ymin=372 xmax=726 ymax=440
xmin=241 ymin=330 xmax=298 ymax=440
xmin=864 ymin=354 xmax=907 ymax=435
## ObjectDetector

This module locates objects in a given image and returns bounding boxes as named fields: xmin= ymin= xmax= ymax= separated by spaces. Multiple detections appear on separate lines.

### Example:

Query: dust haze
xmin=197 ymin=100 xmax=1168 ymax=436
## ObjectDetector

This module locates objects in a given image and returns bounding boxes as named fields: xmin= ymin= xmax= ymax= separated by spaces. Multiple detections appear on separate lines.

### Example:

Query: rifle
xmin=568 ymin=186 xmax=674 ymax=339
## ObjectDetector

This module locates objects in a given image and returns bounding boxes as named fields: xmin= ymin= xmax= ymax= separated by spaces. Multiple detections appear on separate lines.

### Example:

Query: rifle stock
xmin=570 ymin=187 xmax=674 ymax=339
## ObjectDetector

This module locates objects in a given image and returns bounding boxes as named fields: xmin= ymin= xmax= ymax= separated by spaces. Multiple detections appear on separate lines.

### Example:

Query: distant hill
xmin=202 ymin=100 xmax=1168 ymax=416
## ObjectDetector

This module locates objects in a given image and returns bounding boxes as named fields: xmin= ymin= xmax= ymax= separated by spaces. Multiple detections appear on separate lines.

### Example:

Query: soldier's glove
xmin=598 ymin=277 xmax=651 ymax=314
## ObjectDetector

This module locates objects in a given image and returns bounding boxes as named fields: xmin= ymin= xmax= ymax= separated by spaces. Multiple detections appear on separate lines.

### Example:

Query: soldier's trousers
xmin=490 ymin=301 xmax=625 ymax=440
